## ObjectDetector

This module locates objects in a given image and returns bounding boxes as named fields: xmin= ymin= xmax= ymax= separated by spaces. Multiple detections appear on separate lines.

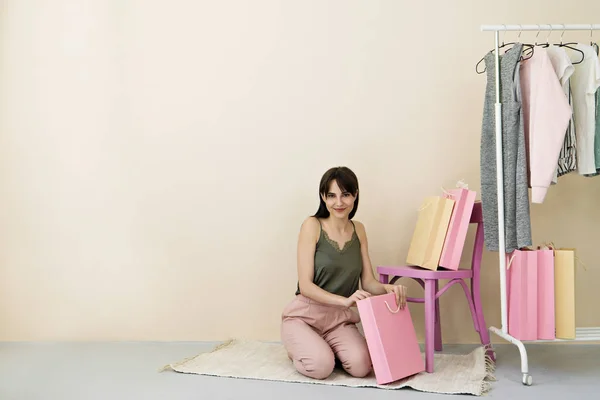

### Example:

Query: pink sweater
xmin=519 ymin=47 xmax=572 ymax=203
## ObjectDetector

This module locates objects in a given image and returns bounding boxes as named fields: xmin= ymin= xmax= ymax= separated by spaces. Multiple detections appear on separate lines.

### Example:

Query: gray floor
xmin=0 ymin=342 xmax=598 ymax=400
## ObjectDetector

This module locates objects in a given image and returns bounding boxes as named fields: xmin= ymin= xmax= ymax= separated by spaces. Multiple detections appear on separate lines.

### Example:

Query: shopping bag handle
xmin=506 ymin=253 xmax=516 ymax=270
xmin=385 ymin=300 xmax=401 ymax=313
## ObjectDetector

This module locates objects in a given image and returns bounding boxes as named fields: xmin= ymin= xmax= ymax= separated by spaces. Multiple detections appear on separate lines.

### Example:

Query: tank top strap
xmin=350 ymin=220 xmax=357 ymax=236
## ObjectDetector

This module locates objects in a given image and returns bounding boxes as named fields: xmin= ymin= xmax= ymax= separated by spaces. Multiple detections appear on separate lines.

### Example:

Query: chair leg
xmin=434 ymin=281 xmax=443 ymax=352
xmin=424 ymin=279 xmax=435 ymax=373
xmin=379 ymin=274 xmax=389 ymax=284
xmin=471 ymin=276 xmax=492 ymax=356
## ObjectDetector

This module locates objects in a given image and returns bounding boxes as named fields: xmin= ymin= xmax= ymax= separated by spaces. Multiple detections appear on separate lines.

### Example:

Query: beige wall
xmin=1 ymin=0 xmax=599 ymax=343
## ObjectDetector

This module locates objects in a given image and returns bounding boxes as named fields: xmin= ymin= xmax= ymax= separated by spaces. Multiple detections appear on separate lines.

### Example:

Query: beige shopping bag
xmin=554 ymin=248 xmax=576 ymax=339
xmin=406 ymin=196 xmax=455 ymax=271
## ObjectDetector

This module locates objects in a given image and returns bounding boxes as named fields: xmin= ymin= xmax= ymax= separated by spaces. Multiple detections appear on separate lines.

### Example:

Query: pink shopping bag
xmin=536 ymin=248 xmax=555 ymax=340
xmin=356 ymin=293 xmax=424 ymax=384
xmin=439 ymin=188 xmax=476 ymax=270
xmin=506 ymin=249 xmax=538 ymax=341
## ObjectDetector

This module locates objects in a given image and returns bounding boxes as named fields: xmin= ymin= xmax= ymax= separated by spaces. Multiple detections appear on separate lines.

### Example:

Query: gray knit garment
xmin=480 ymin=43 xmax=532 ymax=253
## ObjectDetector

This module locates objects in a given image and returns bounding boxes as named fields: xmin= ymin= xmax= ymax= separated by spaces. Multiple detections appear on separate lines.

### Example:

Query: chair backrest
xmin=468 ymin=202 xmax=485 ymax=279
xmin=469 ymin=201 xmax=483 ymax=224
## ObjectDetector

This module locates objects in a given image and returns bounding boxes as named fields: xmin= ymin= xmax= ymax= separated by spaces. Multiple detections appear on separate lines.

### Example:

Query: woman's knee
xmin=294 ymin=351 xmax=335 ymax=380
xmin=344 ymin=346 xmax=372 ymax=378
xmin=281 ymin=320 xmax=336 ymax=380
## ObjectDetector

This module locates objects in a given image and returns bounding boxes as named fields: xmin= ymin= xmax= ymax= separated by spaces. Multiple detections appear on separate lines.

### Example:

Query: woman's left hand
xmin=385 ymin=284 xmax=407 ymax=309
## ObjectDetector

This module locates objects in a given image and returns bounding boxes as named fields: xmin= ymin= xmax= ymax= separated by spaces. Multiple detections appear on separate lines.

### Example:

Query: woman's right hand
xmin=343 ymin=290 xmax=372 ymax=308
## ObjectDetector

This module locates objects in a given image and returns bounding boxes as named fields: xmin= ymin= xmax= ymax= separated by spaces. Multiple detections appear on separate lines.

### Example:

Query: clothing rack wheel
xmin=480 ymin=23 xmax=600 ymax=387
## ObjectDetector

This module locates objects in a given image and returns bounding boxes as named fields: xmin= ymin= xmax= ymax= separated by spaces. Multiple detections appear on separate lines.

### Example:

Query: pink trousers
xmin=280 ymin=295 xmax=372 ymax=380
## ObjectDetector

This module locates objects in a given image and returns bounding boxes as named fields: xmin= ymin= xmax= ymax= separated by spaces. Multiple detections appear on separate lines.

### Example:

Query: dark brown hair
xmin=313 ymin=167 xmax=359 ymax=219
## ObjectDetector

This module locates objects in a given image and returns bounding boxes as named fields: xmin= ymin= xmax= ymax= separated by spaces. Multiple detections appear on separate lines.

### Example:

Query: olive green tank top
xmin=295 ymin=220 xmax=363 ymax=298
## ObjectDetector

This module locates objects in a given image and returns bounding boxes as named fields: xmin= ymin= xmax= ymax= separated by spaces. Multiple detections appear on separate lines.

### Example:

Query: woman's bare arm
xmin=354 ymin=221 xmax=388 ymax=295
xmin=355 ymin=220 xmax=407 ymax=308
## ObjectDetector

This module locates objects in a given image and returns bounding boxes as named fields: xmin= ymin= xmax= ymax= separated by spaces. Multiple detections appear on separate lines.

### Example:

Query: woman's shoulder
xmin=352 ymin=219 xmax=366 ymax=232
xmin=299 ymin=216 xmax=321 ymax=238
xmin=351 ymin=220 xmax=367 ymax=240
xmin=302 ymin=216 xmax=320 ymax=227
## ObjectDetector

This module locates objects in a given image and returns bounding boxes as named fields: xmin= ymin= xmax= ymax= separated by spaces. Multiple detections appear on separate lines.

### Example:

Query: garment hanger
xmin=536 ymin=25 xmax=564 ymax=47
xmin=521 ymin=26 xmax=545 ymax=57
xmin=475 ymin=26 xmax=510 ymax=73
xmin=553 ymin=25 xmax=585 ymax=64
xmin=507 ymin=26 xmax=535 ymax=62
xmin=588 ymin=25 xmax=600 ymax=57
xmin=476 ymin=26 xmax=534 ymax=74
xmin=534 ymin=26 xmax=552 ymax=47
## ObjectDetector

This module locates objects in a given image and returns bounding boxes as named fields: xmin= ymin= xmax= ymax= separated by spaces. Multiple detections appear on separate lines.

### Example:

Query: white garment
xmin=546 ymin=46 xmax=575 ymax=183
xmin=565 ymin=44 xmax=600 ymax=175
xmin=547 ymin=46 xmax=575 ymax=95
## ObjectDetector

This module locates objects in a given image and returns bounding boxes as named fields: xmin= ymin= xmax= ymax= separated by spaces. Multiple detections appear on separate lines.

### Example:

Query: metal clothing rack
xmin=480 ymin=23 xmax=600 ymax=386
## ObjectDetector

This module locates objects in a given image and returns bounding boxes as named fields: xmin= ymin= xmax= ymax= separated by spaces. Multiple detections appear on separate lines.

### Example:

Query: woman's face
xmin=321 ymin=180 xmax=356 ymax=219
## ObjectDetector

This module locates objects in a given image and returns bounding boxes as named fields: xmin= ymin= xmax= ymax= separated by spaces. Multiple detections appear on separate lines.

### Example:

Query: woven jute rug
xmin=160 ymin=339 xmax=496 ymax=396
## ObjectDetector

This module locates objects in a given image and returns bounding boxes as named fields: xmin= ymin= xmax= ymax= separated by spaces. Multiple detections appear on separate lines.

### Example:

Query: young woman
xmin=280 ymin=166 xmax=407 ymax=380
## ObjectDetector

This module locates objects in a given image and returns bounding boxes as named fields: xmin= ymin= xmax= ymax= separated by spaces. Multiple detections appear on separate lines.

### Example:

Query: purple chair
xmin=377 ymin=202 xmax=490 ymax=373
